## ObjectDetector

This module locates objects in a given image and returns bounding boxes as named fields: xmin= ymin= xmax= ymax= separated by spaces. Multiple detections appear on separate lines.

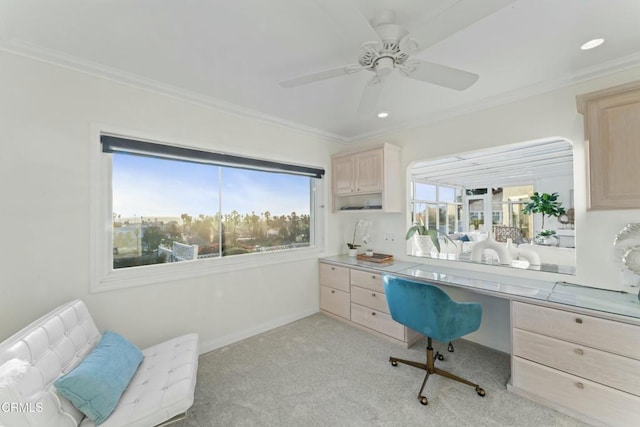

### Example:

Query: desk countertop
xmin=320 ymin=255 xmax=640 ymax=322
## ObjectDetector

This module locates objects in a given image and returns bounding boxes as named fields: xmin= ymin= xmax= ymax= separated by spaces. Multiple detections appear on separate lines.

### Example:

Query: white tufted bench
xmin=0 ymin=299 xmax=199 ymax=427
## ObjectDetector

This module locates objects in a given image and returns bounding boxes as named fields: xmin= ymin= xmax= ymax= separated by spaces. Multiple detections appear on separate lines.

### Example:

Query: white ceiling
xmin=1 ymin=0 xmax=639 ymax=142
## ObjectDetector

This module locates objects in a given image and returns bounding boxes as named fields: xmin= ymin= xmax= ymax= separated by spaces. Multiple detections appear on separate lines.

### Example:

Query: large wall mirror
xmin=408 ymin=138 xmax=575 ymax=275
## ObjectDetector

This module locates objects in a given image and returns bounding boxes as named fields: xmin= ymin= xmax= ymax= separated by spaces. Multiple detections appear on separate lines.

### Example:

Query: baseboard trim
xmin=198 ymin=308 xmax=319 ymax=355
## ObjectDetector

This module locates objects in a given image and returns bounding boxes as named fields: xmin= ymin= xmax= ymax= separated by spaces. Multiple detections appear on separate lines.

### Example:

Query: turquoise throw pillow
xmin=54 ymin=331 xmax=143 ymax=425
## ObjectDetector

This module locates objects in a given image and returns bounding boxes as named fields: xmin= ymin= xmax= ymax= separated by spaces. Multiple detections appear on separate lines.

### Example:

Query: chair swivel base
xmin=389 ymin=339 xmax=485 ymax=405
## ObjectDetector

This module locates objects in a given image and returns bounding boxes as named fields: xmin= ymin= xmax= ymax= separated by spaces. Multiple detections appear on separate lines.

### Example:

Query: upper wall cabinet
xmin=332 ymin=143 xmax=402 ymax=212
xmin=577 ymin=81 xmax=640 ymax=210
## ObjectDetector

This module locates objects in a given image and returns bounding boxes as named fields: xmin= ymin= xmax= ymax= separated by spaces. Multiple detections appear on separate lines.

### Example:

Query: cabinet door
xmin=333 ymin=155 xmax=355 ymax=195
xmin=319 ymin=263 xmax=350 ymax=292
xmin=354 ymin=149 xmax=383 ymax=193
xmin=578 ymin=82 xmax=640 ymax=209
xmin=320 ymin=285 xmax=350 ymax=319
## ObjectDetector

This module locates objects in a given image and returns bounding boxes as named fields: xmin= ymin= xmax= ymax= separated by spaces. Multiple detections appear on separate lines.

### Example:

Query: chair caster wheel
xmin=437 ymin=354 xmax=444 ymax=361
xmin=476 ymin=387 xmax=486 ymax=397
xmin=419 ymin=396 xmax=428 ymax=405
xmin=448 ymin=342 xmax=454 ymax=352
xmin=390 ymin=360 xmax=398 ymax=367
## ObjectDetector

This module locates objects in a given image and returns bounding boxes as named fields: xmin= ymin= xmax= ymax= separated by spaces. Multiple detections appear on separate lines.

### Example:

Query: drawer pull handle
xmin=371 ymin=312 xmax=376 ymax=316
xmin=575 ymin=318 xmax=583 ymax=324
xmin=574 ymin=348 xmax=584 ymax=356
xmin=575 ymin=382 xmax=584 ymax=389
xmin=372 ymin=293 xmax=376 ymax=297
xmin=371 ymin=275 xmax=377 ymax=279
xmin=331 ymin=290 xmax=335 ymax=294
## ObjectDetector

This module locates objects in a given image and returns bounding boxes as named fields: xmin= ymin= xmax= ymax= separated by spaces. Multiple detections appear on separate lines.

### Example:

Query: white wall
xmin=0 ymin=52 xmax=344 ymax=349
xmin=3 ymin=48 xmax=638 ymax=356
xmin=336 ymin=66 xmax=640 ymax=294
xmin=328 ymin=68 xmax=640 ymax=353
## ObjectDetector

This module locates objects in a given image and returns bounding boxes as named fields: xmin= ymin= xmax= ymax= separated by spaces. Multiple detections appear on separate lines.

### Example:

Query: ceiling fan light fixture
xmin=581 ymin=38 xmax=604 ymax=50
xmin=377 ymin=112 xmax=389 ymax=118
xmin=375 ymin=57 xmax=395 ymax=77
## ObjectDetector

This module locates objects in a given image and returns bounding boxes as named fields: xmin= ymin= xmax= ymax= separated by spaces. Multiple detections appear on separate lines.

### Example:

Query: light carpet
xmin=173 ymin=313 xmax=587 ymax=427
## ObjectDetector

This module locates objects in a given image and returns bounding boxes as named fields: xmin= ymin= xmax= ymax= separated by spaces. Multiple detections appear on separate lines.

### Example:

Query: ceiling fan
xmin=279 ymin=9 xmax=480 ymax=115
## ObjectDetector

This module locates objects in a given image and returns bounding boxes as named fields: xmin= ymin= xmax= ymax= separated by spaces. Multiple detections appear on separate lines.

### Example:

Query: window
xmin=411 ymin=183 xmax=533 ymax=238
xmin=410 ymin=182 xmax=463 ymax=234
xmin=91 ymin=131 xmax=324 ymax=290
xmin=463 ymin=186 xmax=533 ymax=236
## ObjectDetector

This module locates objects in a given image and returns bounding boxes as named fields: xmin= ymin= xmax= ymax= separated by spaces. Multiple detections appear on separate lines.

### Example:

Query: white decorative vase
xmin=535 ymin=234 xmax=560 ymax=247
xmin=414 ymin=235 xmax=433 ymax=256
xmin=348 ymin=248 xmax=358 ymax=257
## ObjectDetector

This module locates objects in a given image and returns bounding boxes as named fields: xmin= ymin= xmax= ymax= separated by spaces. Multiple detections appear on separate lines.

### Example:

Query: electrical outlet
xmin=384 ymin=233 xmax=396 ymax=242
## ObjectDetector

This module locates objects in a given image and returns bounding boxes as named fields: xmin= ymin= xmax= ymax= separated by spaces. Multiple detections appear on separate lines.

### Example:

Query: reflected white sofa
xmin=0 ymin=299 xmax=198 ymax=427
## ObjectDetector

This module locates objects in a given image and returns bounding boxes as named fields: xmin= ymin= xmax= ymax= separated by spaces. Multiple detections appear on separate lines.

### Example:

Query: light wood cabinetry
xmin=319 ymin=264 xmax=350 ymax=319
xmin=319 ymin=261 xmax=420 ymax=346
xmin=331 ymin=143 xmax=401 ymax=212
xmin=511 ymin=301 xmax=640 ymax=426
xmin=333 ymin=149 xmax=383 ymax=195
xmin=577 ymin=81 xmax=640 ymax=210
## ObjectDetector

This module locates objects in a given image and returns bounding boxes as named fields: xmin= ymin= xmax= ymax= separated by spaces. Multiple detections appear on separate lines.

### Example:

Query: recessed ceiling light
xmin=581 ymin=38 xmax=604 ymax=50
xmin=377 ymin=112 xmax=389 ymax=118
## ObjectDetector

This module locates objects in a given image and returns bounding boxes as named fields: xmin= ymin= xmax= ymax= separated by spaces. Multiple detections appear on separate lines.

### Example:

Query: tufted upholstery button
xmin=133 ymin=399 xmax=139 ymax=404
xmin=162 ymin=386 xmax=168 ymax=391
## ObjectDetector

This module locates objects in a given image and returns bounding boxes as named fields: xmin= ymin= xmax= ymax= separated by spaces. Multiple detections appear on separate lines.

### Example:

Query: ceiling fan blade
xmin=280 ymin=65 xmax=363 ymax=88
xmin=401 ymin=60 xmax=478 ymax=91
xmin=357 ymin=78 xmax=385 ymax=115
xmin=407 ymin=0 xmax=515 ymax=54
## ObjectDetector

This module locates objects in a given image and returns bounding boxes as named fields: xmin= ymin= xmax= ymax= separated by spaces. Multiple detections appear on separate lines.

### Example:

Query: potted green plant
xmin=522 ymin=192 xmax=565 ymax=245
xmin=405 ymin=220 xmax=453 ymax=255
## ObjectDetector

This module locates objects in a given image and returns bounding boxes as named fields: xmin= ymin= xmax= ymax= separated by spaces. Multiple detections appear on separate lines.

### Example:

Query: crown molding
xmin=0 ymin=39 xmax=349 ymax=143
xmin=352 ymin=51 xmax=640 ymax=142
xmin=3 ymin=38 xmax=639 ymax=145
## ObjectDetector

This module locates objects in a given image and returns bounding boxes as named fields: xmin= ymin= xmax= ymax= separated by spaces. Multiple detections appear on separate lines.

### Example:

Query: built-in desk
xmin=319 ymin=255 xmax=640 ymax=427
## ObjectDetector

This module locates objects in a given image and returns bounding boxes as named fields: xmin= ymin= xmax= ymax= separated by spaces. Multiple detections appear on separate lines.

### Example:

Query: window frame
xmin=410 ymin=181 xmax=463 ymax=233
xmin=90 ymin=124 xmax=325 ymax=293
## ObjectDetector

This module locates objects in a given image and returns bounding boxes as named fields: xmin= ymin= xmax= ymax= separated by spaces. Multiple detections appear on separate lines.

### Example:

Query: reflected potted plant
xmin=522 ymin=192 xmax=565 ymax=246
xmin=405 ymin=220 xmax=453 ymax=255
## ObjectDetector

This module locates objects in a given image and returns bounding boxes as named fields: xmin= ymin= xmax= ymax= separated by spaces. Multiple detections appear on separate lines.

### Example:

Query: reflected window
xmin=411 ymin=182 xmax=463 ymax=233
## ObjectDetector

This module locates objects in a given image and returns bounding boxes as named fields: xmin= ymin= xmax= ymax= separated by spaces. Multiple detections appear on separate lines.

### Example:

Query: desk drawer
xmin=512 ymin=357 xmax=640 ymax=426
xmin=512 ymin=301 xmax=640 ymax=360
xmin=320 ymin=285 xmax=350 ymax=319
xmin=350 ymin=269 xmax=384 ymax=293
xmin=351 ymin=285 xmax=389 ymax=314
xmin=319 ymin=263 xmax=350 ymax=292
xmin=513 ymin=328 xmax=640 ymax=396
xmin=351 ymin=303 xmax=404 ymax=341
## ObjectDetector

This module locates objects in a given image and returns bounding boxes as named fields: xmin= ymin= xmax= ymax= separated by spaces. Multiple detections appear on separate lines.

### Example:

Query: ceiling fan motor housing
xmin=359 ymin=19 xmax=411 ymax=71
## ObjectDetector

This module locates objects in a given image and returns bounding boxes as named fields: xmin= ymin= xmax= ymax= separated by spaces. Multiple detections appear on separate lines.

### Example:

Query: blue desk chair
xmin=383 ymin=274 xmax=486 ymax=405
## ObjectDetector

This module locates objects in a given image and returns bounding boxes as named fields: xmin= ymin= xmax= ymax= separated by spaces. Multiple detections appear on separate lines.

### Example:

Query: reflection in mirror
xmin=408 ymin=138 xmax=575 ymax=275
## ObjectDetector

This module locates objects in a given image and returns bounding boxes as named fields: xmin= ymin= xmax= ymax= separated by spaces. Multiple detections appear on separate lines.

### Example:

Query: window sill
xmin=91 ymin=246 xmax=323 ymax=293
